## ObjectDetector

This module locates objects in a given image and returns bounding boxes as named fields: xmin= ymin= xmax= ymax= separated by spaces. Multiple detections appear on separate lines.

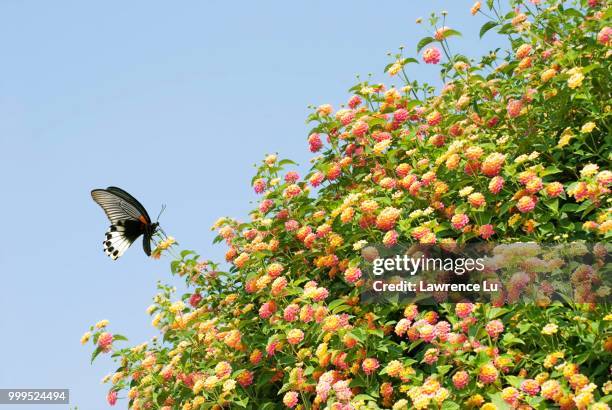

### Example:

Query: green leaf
xmin=327 ymin=299 xmax=345 ymax=311
xmin=560 ymin=203 xmax=580 ymax=213
xmin=348 ymin=329 xmax=366 ymax=343
xmin=368 ymin=328 xmax=385 ymax=338
xmin=488 ymin=307 xmax=509 ymax=319
xmin=441 ymin=29 xmax=462 ymax=39
xmin=90 ymin=347 xmax=102 ymax=364
xmin=376 ymin=344 xmax=389 ymax=353
xmin=498 ymin=201 xmax=513 ymax=216
xmin=582 ymin=63 xmax=600 ymax=74
xmin=502 ymin=332 xmax=525 ymax=346
xmin=525 ymin=396 xmax=545 ymax=408
xmin=332 ymin=305 xmax=352 ymax=313
xmin=353 ymin=394 xmax=377 ymax=403
xmin=279 ymin=159 xmax=297 ymax=166
xmin=544 ymin=199 xmax=559 ymax=213
xmin=505 ymin=375 xmax=525 ymax=388
xmin=541 ymin=166 xmax=562 ymax=176
xmin=479 ymin=21 xmax=498 ymax=38
xmin=442 ymin=401 xmax=461 ymax=410
xmin=349 ymin=376 xmax=368 ymax=388
xmin=417 ymin=37 xmax=435 ymax=52
xmin=406 ymin=100 xmax=421 ymax=110
xmin=563 ymin=8 xmax=583 ymax=19
xmin=180 ymin=250 xmax=196 ymax=258
xmin=488 ymin=392 xmax=510 ymax=410
xmin=517 ymin=323 xmax=532 ymax=334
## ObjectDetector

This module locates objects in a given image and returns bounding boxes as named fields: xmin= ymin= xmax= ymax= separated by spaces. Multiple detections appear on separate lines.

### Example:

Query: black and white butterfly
xmin=91 ymin=187 xmax=160 ymax=260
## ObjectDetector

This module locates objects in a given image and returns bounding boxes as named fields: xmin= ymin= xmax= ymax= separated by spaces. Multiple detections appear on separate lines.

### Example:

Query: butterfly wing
xmin=105 ymin=186 xmax=152 ymax=223
xmin=91 ymin=189 xmax=147 ymax=224
xmin=91 ymin=187 xmax=152 ymax=260
xmin=103 ymin=220 xmax=144 ymax=260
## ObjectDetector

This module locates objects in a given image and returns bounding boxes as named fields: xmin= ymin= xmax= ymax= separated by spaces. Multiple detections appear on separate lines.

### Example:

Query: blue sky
xmin=0 ymin=1 xmax=505 ymax=408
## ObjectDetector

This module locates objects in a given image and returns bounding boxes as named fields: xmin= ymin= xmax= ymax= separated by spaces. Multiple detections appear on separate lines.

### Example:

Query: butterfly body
xmin=91 ymin=186 xmax=159 ymax=260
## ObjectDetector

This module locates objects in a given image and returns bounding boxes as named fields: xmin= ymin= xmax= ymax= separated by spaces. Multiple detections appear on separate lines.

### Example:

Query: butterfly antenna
xmin=156 ymin=204 xmax=166 ymax=222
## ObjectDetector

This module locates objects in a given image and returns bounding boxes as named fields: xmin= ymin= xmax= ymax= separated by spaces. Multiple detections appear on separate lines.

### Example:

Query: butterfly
xmin=91 ymin=186 xmax=160 ymax=260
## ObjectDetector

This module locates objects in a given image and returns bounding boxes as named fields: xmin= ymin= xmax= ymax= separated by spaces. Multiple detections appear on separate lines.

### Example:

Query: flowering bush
xmin=84 ymin=1 xmax=612 ymax=409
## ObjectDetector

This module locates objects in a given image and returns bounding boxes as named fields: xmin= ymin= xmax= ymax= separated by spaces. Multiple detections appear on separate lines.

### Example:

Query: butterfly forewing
xmin=106 ymin=187 xmax=152 ymax=223
xmin=91 ymin=189 xmax=146 ymax=224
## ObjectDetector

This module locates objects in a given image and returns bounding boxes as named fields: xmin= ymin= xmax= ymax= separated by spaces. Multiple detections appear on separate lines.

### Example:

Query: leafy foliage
xmin=83 ymin=1 xmax=612 ymax=409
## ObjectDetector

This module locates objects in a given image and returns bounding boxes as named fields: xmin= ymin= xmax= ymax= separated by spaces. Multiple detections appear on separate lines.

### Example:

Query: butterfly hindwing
xmin=104 ymin=229 xmax=132 ymax=260
xmin=92 ymin=187 xmax=158 ymax=260
xmin=103 ymin=219 xmax=146 ymax=260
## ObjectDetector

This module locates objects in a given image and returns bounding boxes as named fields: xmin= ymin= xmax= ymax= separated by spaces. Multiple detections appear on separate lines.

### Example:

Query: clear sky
xmin=0 ymin=1 xmax=504 ymax=408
